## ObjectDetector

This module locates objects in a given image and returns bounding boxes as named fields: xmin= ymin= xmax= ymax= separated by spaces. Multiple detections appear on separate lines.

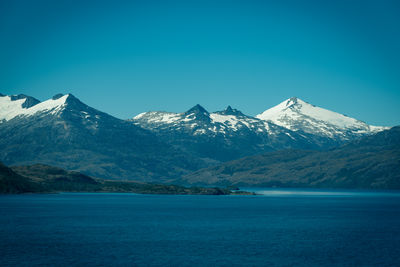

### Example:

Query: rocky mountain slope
xmin=180 ymin=126 xmax=400 ymax=189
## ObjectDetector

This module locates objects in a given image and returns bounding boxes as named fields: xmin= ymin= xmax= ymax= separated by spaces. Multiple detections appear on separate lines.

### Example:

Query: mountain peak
xmin=52 ymin=94 xmax=85 ymax=108
xmin=216 ymin=106 xmax=245 ymax=116
xmin=284 ymin=97 xmax=311 ymax=109
xmin=64 ymin=93 xmax=80 ymax=102
xmin=183 ymin=104 xmax=210 ymax=122
xmin=185 ymin=104 xmax=209 ymax=115
xmin=286 ymin=97 xmax=299 ymax=106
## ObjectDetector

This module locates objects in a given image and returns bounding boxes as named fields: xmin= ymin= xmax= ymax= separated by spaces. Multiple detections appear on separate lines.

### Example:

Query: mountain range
xmin=132 ymin=103 xmax=315 ymax=162
xmin=0 ymin=92 xmax=394 ymax=187
xmin=132 ymin=97 xmax=386 ymax=161
xmin=0 ymin=93 xmax=205 ymax=182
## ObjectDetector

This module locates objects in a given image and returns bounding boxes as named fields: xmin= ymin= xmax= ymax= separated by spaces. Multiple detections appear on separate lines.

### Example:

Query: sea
xmin=1 ymin=188 xmax=400 ymax=266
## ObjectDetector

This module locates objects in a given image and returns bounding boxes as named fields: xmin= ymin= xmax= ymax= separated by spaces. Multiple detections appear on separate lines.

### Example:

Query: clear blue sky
xmin=1 ymin=0 xmax=399 ymax=126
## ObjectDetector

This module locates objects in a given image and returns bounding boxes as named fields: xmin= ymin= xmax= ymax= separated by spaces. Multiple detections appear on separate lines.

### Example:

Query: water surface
xmin=1 ymin=190 xmax=399 ymax=266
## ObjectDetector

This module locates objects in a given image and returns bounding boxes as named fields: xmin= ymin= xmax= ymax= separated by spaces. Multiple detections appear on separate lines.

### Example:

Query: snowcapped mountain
xmin=256 ymin=97 xmax=387 ymax=146
xmin=0 ymin=93 xmax=119 ymax=135
xmin=0 ymin=93 xmax=204 ymax=181
xmin=132 ymin=104 xmax=316 ymax=161
xmin=0 ymin=93 xmax=60 ymax=121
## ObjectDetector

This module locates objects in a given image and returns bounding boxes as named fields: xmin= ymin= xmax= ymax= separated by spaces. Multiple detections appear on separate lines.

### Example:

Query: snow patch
xmin=133 ymin=112 xmax=146 ymax=119
xmin=134 ymin=111 xmax=181 ymax=124
xmin=210 ymin=114 xmax=239 ymax=130
xmin=194 ymin=129 xmax=206 ymax=135
xmin=0 ymin=94 xmax=69 ymax=122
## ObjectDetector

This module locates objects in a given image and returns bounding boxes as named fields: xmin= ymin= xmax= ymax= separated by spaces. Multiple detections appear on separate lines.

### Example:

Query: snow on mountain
xmin=256 ymin=97 xmax=387 ymax=140
xmin=133 ymin=104 xmax=276 ymax=136
xmin=132 ymin=104 xmax=316 ymax=161
xmin=134 ymin=111 xmax=181 ymax=124
xmin=0 ymin=94 xmax=69 ymax=122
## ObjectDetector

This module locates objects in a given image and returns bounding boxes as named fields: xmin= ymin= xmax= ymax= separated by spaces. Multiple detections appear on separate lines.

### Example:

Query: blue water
xmin=1 ymin=190 xmax=400 ymax=266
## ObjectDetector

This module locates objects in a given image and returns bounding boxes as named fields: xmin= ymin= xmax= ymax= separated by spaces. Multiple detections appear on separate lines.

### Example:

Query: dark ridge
xmin=63 ymin=93 xmax=85 ymax=104
xmin=22 ymin=96 xmax=41 ymax=108
xmin=0 ymin=162 xmax=41 ymax=193
xmin=2 ymin=162 xmax=249 ymax=195
xmin=52 ymin=93 xmax=65 ymax=100
xmin=10 ymin=94 xmax=41 ymax=108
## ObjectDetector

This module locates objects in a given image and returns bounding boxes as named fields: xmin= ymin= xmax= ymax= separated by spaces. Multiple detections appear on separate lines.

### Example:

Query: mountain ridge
xmin=180 ymin=126 xmax=400 ymax=189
